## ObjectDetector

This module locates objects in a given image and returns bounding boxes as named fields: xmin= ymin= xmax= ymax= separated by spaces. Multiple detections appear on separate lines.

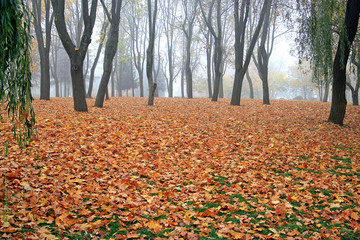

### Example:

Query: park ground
xmin=0 ymin=97 xmax=360 ymax=239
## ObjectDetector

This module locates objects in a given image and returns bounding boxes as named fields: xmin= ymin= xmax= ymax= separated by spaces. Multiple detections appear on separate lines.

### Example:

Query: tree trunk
xmin=206 ymin=34 xmax=213 ymax=98
xmin=33 ymin=0 xmax=53 ymax=100
xmin=185 ymin=33 xmax=193 ymax=99
xmin=39 ymin=54 xmax=51 ymax=100
xmin=87 ymin=20 xmax=108 ymax=98
xmin=231 ymin=0 xmax=270 ymax=106
xmin=328 ymin=0 xmax=360 ymax=125
xmin=95 ymin=0 xmax=122 ymax=108
xmin=262 ymin=73 xmax=270 ymax=104
xmin=50 ymin=45 xmax=60 ymax=97
xmin=70 ymin=60 xmax=88 ymax=111
xmin=256 ymin=0 xmax=273 ymax=105
xmin=322 ymin=79 xmax=330 ymax=102
xmin=181 ymin=53 xmax=185 ymax=98
xmin=147 ymin=0 xmax=158 ymax=106
xmin=246 ymin=70 xmax=254 ymax=99
xmin=51 ymin=0 xmax=98 ymax=111
xmin=212 ymin=38 xmax=222 ymax=101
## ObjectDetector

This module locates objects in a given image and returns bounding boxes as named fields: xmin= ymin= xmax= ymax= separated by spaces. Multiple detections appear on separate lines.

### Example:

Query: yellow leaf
xmin=147 ymin=220 xmax=161 ymax=229
xmin=230 ymin=230 xmax=244 ymax=239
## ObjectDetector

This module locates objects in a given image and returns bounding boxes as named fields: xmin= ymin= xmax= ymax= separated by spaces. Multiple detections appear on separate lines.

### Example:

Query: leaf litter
xmin=0 ymin=97 xmax=359 ymax=239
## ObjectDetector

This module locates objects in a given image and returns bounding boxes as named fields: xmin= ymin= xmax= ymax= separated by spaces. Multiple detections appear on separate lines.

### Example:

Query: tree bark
xmin=246 ymin=70 xmax=254 ymax=99
xmin=206 ymin=32 xmax=213 ymax=98
xmin=32 ymin=0 xmax=53 ymax=100
xmin=52 ymin=0 xmax=98 ymax=111
xmin=328 ymin=0 xmax=360 ymax=125
xmin=200 ymin=0 xmax=223 ymax=102
xmin=95 ymin=0 xmax=122 ymax=108
xmin=322 ymin=79 xmax=330 ymax=102
xmin=256 ymin=0 xmax=273 ymax=105
xmin=231 ymin=0 xmax=270 ymax=106
xmin=87 ymin=20 xmax=108 ymax=98
xmin=146 ymin=0 xmax=158 ymax=106
xmin=182 ymin=0 xmax=198 ymax=99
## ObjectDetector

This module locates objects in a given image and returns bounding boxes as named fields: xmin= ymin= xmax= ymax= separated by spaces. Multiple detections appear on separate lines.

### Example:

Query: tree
xmin=252 ymin=0 xmax=276 ymax=105
xmin=231 ymin=0 xmax=272 ymax=106
xmin=297 ymin=0 xmax=338 ymax=103
xmin=200 ymin=0 xmax=223 ymax=102
xmin=182 ymin=0 xmax=199 ymax=99
xmin=200 ymin=26 xmax=213 ymax=98
xmin=95 ymin=0 xmax=123 ymax=108
xmin=347 ymin=39 xmax=360 ymax=105
xmin=51 ymin=0 xmax=98 ymax=111
xmin=86 ymin=14 xmax=109 ymax=98
xmin=146 ymin=0 xmax=158 ymax=106
xmin=0 ymin=0 xmax=35 ymax=143
xmin=32 ymin=0 xmax=54 ymax=100
xmin=49 ymin=36 xmax=61 ymax=97
xmin=328 ymin=0 xmax=360 ymax=124
xmin=127 ymin=1 xmax=147 ymax=97
xmin=161 ymin=0 xmax=180 ymax=97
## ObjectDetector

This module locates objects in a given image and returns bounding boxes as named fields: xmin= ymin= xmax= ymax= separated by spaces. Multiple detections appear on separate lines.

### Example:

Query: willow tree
xmin=297 ymin=0 xmax=360 ymax=125
xmin=0 ymin=0 xmax=35 ymax=144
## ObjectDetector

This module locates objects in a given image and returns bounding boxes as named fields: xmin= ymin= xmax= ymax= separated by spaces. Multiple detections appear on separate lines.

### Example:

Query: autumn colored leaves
xmin=1 ymin=98 xmax=360 ymax=239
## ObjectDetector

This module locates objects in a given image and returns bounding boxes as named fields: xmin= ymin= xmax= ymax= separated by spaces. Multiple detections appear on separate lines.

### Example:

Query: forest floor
xmin=0 ymin=97 xmax=360 ymax=239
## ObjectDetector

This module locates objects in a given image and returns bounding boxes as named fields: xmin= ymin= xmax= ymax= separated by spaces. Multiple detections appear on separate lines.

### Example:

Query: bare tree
xmin=182 ymin=0 xmax=199 ymax=99
xmin=95 ymin=0 xmax=123 ymax=107
xmin=32 ymin=0 xmax=54 ymax=100
xmin=86 ymin=13 xmax=109 ymax=98
xmin=161 ymin=0 xmax=180 ymax=97
xmin=147 ymin=0 xmax=158 ymax=106
xmin=253 ymin=0 xmax=275 ymax=105
xmin=127 ymin=2 xmax=147 ymax=97
xmin=231 ymin=0 xmax=271 ymax=106
xmin=200 ymin=0 xmax=226 ymax=101
xmin=51 ymin=0 xmax=98 ymax=111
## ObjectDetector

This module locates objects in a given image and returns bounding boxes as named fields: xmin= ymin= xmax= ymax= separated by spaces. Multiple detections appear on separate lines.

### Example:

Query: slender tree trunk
xmin=323 ymin=79 xmax=330 ymax=102
xmin=347 ymin=82 xmax=359 ymax=105
xmin=185 ymin=38 xmax=193 ymax=99
xmin=206 ymin=34 xmax=213 ymax=98
xmin=328 ymin=0 xmax=360 ymax=125
xmin=52 ymin=0 xmax=98 ymax=111
xmin=87 ymin=20 xmax=108 ymax=98
xmin=95 ymin=0 xmax=122 ymax=107
xmin=181 ymin=53 xmax=185 ymax=98
xmin=246 ymin=70 xmax=254 ymax=99
xmin=147 ymin=0 xmax=158 ymax=106
xmin=33 ymin=0 xmax=53 ymax=100
xmin=231 ymin=0 xmax=270 ymax=106
xmin=131 ymin=61 xmax=135 ymax=97
xmin=50 ymin=45 xmax=60 ymax=97
xmin=111 ymin=50 xmax=119 ymax=97
xmin=212 ymin=38 xmax=222 ymax=101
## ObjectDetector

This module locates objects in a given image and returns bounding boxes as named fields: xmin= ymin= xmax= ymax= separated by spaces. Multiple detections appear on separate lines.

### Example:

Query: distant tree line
xmin=2 ymin=0 xmax=360 ymax=129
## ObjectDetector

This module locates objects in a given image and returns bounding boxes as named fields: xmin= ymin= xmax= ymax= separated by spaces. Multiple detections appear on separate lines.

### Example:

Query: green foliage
xmin=296 ymin=0 xmax=346 ymax=87
xmin=0 ymin=0 xmax=36 ymax=145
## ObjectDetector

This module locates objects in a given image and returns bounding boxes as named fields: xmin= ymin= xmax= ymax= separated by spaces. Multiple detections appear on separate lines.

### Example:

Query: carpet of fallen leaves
xmin=0 ymin=97 xmax=360 ymax=240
